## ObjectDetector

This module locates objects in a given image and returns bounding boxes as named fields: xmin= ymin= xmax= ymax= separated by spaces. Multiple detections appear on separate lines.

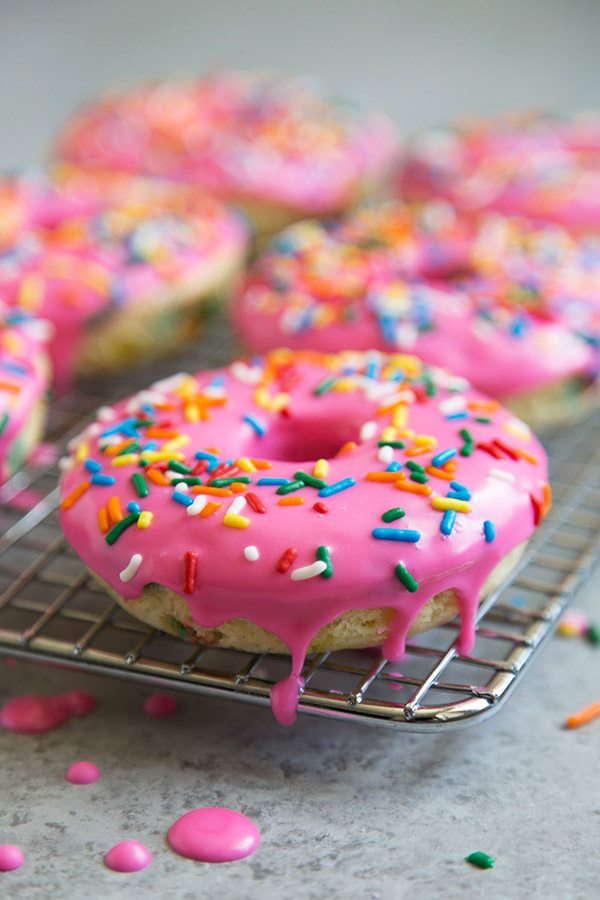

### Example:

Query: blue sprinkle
xmin=365 ymin=358 xmax=380 ymax=379
xmin=440 ymin=510 xmax=456 ymax=535
xmin=450 ymin=481 xmax=469 ymax=492
xmin=84 ymin=459 xmax=102 ymax=473
xmin=194 ymin=451 xmax=220 ymax=462
xmin=140 ymin=441 xmax=157 ymax=452
xmin=140 ymin=404 xmax=155 ymax=416
xmin=257 ymin=477 xmax=290 ymax=486
xmin=100 ymin=417 xmax=139 ymax=438
xmin=207 ymin=459 xmax=220 ymax=473
xmin=446 ymin=411 xmax=469 ymax=420
xmin=372 ymin=527 xmax=421 ymax=542
xmin=386 ymin=461 xmax=402 ymax=472
xmin=318 ymin=478 xmax=357 ymax=498
xmin=447 ymin=489 xmax=471 ymax=501
xmin=90 ymin=474 xmax=116 ymax=486
xmin=172 ymin=491 xmax=193 ymax=507
xmin=483 ymin=520 xmax=496 ymax=542
xmin=431 ymin=448 xmax=458 ymax=468
xmin=1 ymin=361 xmax=27 ymax=376
xmin=243 ymin=414 xmax=267 ymax=436
xmin=127 ymin=501 xmax=141 ymax=514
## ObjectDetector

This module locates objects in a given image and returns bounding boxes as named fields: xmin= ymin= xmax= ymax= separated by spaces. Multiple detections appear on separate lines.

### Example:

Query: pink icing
xmin=104 ymin=840 xmax=152 ymax=872
xmin=0 ymin=171 xmax=248 ymax=391
xmin=234 ymin=207 xmax=599 ymax=401
xmin=66 ymin=760 xmax=100 ymax=784
xmin=59 ymin=350 xmax=549 ymax=725
xmin=0 ymin=845 xmax=25 ymax=872
xmin=142 ymin=692 xmax=179 ymax=717
xmin=0 ymin=691 xmax=96 ymax=733
xmin=168 ymin=807 xmax=260 ymax=863
xmin=55 ymin=71 xmax=399 ymax=216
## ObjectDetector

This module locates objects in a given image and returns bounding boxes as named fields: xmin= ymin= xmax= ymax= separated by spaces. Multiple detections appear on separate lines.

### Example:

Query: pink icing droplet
xmin=143 ymin=693 xmax=179 ymax=717
xmin=66 ymin=761 xmax=100 ymax=784
xmin=0 ymin=691 xmax=96 ymax=733
xmin=0 ymin=844 xmax=24 ymax=871
xmin=104 ymin=840 xmax=152 ymax=873
xmin=270 ymin=674 xmax=305 ymax=726
xmin=168 ymin=807 xmax=261 ymax=863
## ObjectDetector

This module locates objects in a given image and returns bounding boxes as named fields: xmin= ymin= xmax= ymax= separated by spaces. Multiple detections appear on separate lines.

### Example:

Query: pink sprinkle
xmin=0 ymin=691 xmax=96 ymax=733
xmin=66 ymin=761 xmax=100 ymax=784
xmin=143 ymin=693 xmax=180 ymax=717
xmin=104 ymin=840 xmax=152 ymax=873
xmin=168 ymin=807 xmax=261 ymax=863
xmin=0 ymin=845 xmax=24 ymax=871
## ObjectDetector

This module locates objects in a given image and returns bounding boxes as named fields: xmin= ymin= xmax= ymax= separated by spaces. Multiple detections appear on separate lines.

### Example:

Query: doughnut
xmin=0 ymin=170 xmax=248 ymax=391
xmin=398 ymin=112 xmax=600 ymax=232
xmin=0 ymin=303 xmax=50 ymax=484
xmin=233 ymin=203 xmax=600 ymax=429
xmin=54 ymin=70 xmax=400 ymax=236
xmin=59 ymin=348 xmax=550 ymax=724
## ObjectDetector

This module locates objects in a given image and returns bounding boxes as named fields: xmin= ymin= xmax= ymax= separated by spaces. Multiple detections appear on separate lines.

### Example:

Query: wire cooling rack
xmin=0 ymin=317 xmax=599 ymax=730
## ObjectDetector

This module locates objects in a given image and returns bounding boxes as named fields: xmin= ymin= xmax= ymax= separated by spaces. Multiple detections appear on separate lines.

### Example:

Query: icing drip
xmin=104 ymin=841 xmax=152 ymax=872
xmin=167 ymin=808 xmax=261 ymax=863
xmin=0 ymin=845 xmax=24 ymax=872
xmin=0 ymin=691 xmax=96 ymax=733
xmin=66 ymin=761 xmax=100 ymax=784
xmin=143 ymin=693 xmax=179 ymax=717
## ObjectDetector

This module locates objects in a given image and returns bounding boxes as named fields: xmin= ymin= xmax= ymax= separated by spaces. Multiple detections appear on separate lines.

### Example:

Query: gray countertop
xmin=1 ymin=572 xmax=598 ymax=900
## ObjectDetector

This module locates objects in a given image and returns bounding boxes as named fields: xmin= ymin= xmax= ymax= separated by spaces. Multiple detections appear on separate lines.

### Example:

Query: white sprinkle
xmin=164 ymin=470 xmax=184 ymax=482
xmin=378 ymin=445 xmax=394 ymax=464
xmin=174 ymin=481 xmax=189 ymax=493
xmin=151 ymin=372 xmax=189 ymax=392
xmin=244 ymin=545 xmax=259 ymax=562
xmin=489 ymin=467 xmax=516 ymax=483
xmin=439 ymin=395 xmax=466 ymax=415
xmin=96 ymin=405 xmax=116 ymax=422
xmin=202 ymin=385 xmax=227 ymax=399
xmin=290 ymin=560 xmax=327 ymax=581
xmin=119 ymin=553 xmax=143 ymax=583
xmin=504 ymin=417 xmax=531 ymax=441
xmin=187 ymin=495 xmax=208 ymax=516
xmin=228 ymin=495 xmax=247 ymax=516
xmin=58 ymin=456 xmax=74 ymax=471
xmin=359 ymin=421 xmax=377 ymax=442
xmin=230 ymin=361 xmax=263 ymax=384
xmin=97 ymin=434 xmax=122 ymax=449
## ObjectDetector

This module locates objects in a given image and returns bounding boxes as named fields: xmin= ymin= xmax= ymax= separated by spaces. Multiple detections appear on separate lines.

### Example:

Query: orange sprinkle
xmin=443 ymin=460 xmax=457 ymax=473
xmin=395 ymin=480 xmax=432 ymax=496
xmin=229 ymin=481 xmax=249 ymax=494
xmin=564 ymin=701 xmax=600 ymax=729
xmin=250 ymin=459 xmax=272 ymax=470
xmin=277 ymin=496 xmax=304 ymax=506
xmin=191 ymin=486 xmax=234 ymax=497
xmin=542 ymin=482 xmax=552 ymax=516
xmin=98 ymin=507 xmax=110 ymax=534
xmin=107 ymin=496 xmax=123 ymax=524
xmin=426 ymin=466 xmax=455 ymax=481
xmin=336 ymin=441 xmax=357 ymax=456
xmin=104 ymin=438 xmax=136 ymax=457
xmin=146 ymin=468 xmax=170 ymax=486
xmin=366 ymin=471 xmax=407 ymax=483
xmin=60 ymin=481 xmax=90 ymax=511
xmin=200 ymin=501 xmax=223 ymax=518
xmin=516 ymin=448 xmax=539 ymax=465
xmin=0 ymin=381 xmax=20 ymax=393
xmin=144 ymin=428 xmax=179 ymax=439
xmin=404 ymin=446 xmax=433 ymax=458
xmin=467 ymin=399 xmax=500 ymax=412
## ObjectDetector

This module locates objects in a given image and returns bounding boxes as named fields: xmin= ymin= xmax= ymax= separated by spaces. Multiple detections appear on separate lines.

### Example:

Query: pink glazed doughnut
xmin=0 ymin=303 xmax=50 ymax=484
xmin=233 ymin=204 xmax=600 ymax=429
xmin=398 ymin=112 xmax=600 ymax=232
xmin=0 ymin=170 xmax=248 ymax=391
xmin=54 ymin=71 xmax=400 ymax=235
xmin=59 ymin=349 xmax=550 ymax=724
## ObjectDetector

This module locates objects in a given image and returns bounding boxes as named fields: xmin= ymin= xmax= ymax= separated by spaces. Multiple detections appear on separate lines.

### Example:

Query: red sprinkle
xmin=492 ymin=439 xmax=519 ymax=460
xmin=210 ymin=463 xmax=239 ymax=482
xmin=313 ymin=501 xmax=329 ymax=514
xmin=184 ymin=551 xmax=197 ymax=594
xmin=192 ymin=459 xmax=209 ymax=476
xmin=246 ymin=492 xmax=266 ymax=514
xmin=476 ymin=442 xmax=504 ymax=460
xmin=276 ymin=547 xmax=297 ymax=574
xmin=530 ymin=493 xmax=543 ymax=525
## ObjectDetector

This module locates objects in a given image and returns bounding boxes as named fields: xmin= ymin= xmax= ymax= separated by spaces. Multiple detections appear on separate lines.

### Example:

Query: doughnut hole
xmin=243 ymin=412 xmax=366 ymax=463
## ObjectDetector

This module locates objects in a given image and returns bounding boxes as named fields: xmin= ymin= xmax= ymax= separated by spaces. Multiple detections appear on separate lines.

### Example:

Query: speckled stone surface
xmin=0 ymin=576 xmax=598 ymax=900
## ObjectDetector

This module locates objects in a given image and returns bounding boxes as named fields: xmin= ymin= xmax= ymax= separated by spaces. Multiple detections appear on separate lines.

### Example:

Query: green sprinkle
xmin=409 ymin=472 xmax=429 ymax=484
xmin=276 ymin=479 xmax=305 ymax=495
xmin=586 ymin=623 xmax=600 ymax=646
xmin=172 ymin=477 xmax=203 ymax=486
xmin=314 ymin=376 xmax=337 ymax=396
xmin=460 ymin=442 xmax=474 ymax=458
xmin=169 ymin=616 xmax=188 ymax=637
xmin=406 ymin=461 xmax=425 ymax=473
xmin=116 ymin=441 xmax=140 ymax=456
xmin=381 ymin=507 xmax=406 ymax=523
xmin=422 ymin=371 xmax=437 ymax=397
xmin=459 ymin=428 xmax=474 ymax=443
xmin=377 ymin=440 xmax=405 ymax=449
xmin=474 ymin=417 xmax=492 ymax=424
xmin=465 ymin=852 xmax=495 ymax=870
xmin=0 ymin=412 xmax=9 ymax=436
xmin=210 ymin=476 xmax=251 ymax=487
xmin=395 ymin=563 xmax=419 ymax=593
xmin=316 ymin=545 xmax=333 ymax=578
xmin=294 ymin=470 xmax=327 ymax=489
xmin=167 ymin=460 xmax=193 ymax=474
xmin=105 ymin=512 xmax=140 ymax=545
xmin=131 ymin=473 xmax=149 ymax=498
xmin=133 ymin=418 xmax=155 ymax=428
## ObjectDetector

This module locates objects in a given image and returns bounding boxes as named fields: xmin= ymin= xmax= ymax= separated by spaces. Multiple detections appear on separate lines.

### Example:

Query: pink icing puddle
xmin=168 ymin=808 xmax=261 ymax=863
xmin=0 ymin=691 xmax=96 ymax=733
xmin=270 ymin=674 xmax=305 ymax=726
xmin=143 ymin=693 xmax=179 ymax=717
xmin=0 ymin=844 xmax=24 ymax=872
xmin=66 ymin=761 xmax=100 ymax=784
xmin=104 ymin=840 xmax=152 ymax=873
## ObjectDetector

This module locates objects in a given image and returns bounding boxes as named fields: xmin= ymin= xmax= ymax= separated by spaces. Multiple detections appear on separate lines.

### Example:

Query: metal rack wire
xmin=1 ymin=317 xmax=599 ymax=730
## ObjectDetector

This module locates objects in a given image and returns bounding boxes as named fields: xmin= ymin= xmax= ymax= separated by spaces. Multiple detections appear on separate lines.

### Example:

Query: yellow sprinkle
xmin=313 ymin=458 xmax=329 ymax=479
xmin=278 ymin=496 xmax=304 ymax=506
xmin=254 ymin=387 xmax=271 ymax=409
xmin=110 ymin=453 xmax=140 ymax=467
xmin=331 ymin=378 xmax=356 ymax=392
xmin=223 ymin=513 xmax=250 ymax=529
xmin=398 ymin=428 xmax=415 ymax=440
xmin=236 ymin=456 xmax=257 ymax=473
xmin=380 ymin=426 xmax=398 ymax=442
xmin=392 ymin=405 xmax=408 ymax=429
xmin=19 ymin=273 xmax=45 ymax=310
xmin=557 ymin=622 xmax=580 ymax=638
xmin=431 ymin=497 xmax=472 ymax=513
xmin=184 ymin=403 xmax=200 ymax=423
xmin=414 ymin=434 xmax=437 ymax=445
xmin=162 ymin=435 xmax=191 ymax=453
xmin=140 ymin=450 xmax=185 ymax=463
xmin=137 ymin=511 xmax=154 ymax=529
xmin=75 ymin=442 xmax=89 ymax=463
xmin=270 ymin=392 xmax=290 ymax=412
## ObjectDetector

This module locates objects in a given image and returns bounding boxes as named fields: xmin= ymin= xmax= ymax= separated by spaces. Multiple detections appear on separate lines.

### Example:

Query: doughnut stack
xmin=3 ymin=73 xmax=598 ymax=722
